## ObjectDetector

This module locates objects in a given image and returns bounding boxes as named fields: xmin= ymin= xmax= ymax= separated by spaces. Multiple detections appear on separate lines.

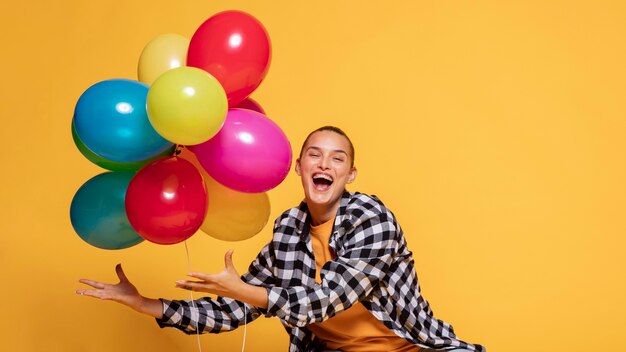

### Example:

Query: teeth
xmin=313 ymin=173 xmax=333 ymax=182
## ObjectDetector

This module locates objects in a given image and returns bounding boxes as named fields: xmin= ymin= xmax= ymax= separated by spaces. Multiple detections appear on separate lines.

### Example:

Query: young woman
xmin=77 ymin=126 xmax=485 ymax=352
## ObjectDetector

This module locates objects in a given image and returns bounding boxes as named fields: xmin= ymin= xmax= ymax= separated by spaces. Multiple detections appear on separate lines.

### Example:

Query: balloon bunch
xmin=70 ymin=10 xmax=291 ymax=249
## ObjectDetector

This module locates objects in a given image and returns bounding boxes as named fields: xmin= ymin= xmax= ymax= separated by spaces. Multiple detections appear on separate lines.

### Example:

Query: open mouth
xmin=312 ymin=173 xmax=333 ymax=191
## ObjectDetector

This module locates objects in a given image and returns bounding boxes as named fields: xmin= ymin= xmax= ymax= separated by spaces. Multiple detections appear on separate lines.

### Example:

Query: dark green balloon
xmin=70 ymin=172 xmax=144 ymax=250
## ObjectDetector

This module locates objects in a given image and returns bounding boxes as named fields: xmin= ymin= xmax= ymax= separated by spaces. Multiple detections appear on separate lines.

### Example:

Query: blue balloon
xmin=71 ymin=117 xmax=176 ymax=172
xmin=74 ymin=79 xmax=173 ymax=162
xmin=70 ymin=172 xmax=144 ymax=250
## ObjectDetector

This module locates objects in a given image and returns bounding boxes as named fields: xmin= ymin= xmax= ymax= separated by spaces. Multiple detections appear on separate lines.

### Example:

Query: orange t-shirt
xmin=306 ymin=218 xmax=421 ymax=352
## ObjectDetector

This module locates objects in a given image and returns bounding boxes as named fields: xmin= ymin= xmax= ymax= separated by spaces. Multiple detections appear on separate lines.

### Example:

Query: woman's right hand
xmin=76 ymin=264 xmax=163 ymax=318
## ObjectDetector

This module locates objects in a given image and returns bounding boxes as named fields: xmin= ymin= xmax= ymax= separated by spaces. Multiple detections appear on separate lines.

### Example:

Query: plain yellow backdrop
xmin=1 ymin=1 xmax=624 ymax=351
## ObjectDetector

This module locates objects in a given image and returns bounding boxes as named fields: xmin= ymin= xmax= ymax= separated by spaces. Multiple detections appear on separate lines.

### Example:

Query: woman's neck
xmin=307 ymin=202 xmax=340 ymax=226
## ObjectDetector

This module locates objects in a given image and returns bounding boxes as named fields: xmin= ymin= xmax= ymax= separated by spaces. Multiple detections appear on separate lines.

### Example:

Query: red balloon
xmin=234 ymin=97 xmax=266 ymax=115
xmin=187 ymin=10 xmax=271 ymax=107
xmin=125 ymin=156 xmax=208 ymax=245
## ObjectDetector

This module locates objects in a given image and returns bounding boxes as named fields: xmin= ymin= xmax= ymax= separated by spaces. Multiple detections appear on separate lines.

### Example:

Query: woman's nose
xmin=318 ymin=156 xmax=330 ymax=169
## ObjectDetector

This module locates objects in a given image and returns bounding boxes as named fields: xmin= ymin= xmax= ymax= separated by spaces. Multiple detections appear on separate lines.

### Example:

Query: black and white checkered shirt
xmin=157 ymin=192 xmax=485 ymax=352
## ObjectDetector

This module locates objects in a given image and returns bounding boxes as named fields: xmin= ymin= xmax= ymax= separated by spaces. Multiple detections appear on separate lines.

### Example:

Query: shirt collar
xmin=294 ymin=190 xmax=352 ymax=237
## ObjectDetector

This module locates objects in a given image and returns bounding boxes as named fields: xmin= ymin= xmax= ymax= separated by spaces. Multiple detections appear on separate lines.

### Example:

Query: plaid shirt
xmin=157 ymin=192 xmax=485 ymax=352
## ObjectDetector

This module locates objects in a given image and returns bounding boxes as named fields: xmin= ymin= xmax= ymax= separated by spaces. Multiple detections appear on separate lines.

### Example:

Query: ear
xmin=347 ymin=167 xmax=357 ymax=184
xmin=295 ymin=158 xmax=302 ymax=176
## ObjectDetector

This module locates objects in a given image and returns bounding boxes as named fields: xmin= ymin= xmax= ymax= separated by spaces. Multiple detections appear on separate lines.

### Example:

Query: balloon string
xmin=242 ymin=304 xmax=247 ymax=352
xmin=184 ymin=241 xmax=202 ymax=352
xmin=183 ymin=241 xmax=246 ymax=352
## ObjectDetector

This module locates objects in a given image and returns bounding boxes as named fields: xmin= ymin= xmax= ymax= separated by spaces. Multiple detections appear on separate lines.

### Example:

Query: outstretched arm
xmin=174 ymin=249 xmax=269 ymax=309
xmin=156 ymin=245 xmax=276 ymax=334
xmin=76 ymin=264 xmax=163 ymax=319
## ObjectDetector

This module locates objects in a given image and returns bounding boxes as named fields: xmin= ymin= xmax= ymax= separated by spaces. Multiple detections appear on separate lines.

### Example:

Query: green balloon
xmin=70 ymin=172 xmax=144 ymax=250
xmin=71 ymin=120 xmax=175 ymax=171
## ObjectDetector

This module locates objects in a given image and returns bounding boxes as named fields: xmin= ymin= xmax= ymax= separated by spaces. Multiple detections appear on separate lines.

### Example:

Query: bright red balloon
xmin=125 ymin=156 xmax=208 ymax=245
xmin=187 ymin=10 xmax=271 ymax=107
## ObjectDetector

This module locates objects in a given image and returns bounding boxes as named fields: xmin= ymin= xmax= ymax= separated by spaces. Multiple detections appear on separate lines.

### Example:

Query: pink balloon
xmin=125 ymin=156 xmax=208 ymax=244
xmin=189 ymin=109 xmax=292 ymax=193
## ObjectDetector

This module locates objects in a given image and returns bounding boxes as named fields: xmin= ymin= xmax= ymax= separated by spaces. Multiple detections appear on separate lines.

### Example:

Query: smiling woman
xmin=295 ymin=127 xmax=357 ymax=226
xmin=77 ymin=126 xmax=485 ymax=352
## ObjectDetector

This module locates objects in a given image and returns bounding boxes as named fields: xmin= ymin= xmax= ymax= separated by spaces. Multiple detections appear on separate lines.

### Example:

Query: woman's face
xmin=296 ymin=131 xmax=357 ymax=210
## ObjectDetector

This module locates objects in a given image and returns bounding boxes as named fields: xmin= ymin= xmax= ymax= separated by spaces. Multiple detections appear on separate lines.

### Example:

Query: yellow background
xmin=1 ymin=1 xmax=624 ymax=351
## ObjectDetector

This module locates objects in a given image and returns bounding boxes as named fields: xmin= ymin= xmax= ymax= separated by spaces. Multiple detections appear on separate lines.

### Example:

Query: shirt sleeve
xmin=265 ymin=209 xmax=400 ymax=328
xmin=156 ymin=296 xmax=261 ymax=334
xmin=156 ymin=242 xmax=278 ymax=334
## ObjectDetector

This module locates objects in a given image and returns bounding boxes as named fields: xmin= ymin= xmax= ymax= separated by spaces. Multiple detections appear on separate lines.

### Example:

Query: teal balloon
xmin=70 ymin=172 xmax=144 ymax=250
xmin=73 ymin=79 xmax=173 ymax=162
xmin=71 ymin=119 xmax=175 ymax=171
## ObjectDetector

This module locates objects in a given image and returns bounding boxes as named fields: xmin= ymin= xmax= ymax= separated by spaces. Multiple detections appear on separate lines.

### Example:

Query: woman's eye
xmin=333 ymin=157 xmax=344 ymax=162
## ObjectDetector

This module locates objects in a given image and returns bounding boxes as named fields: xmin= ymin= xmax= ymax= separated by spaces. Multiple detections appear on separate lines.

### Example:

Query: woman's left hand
xmin=176 ymin=249 xmax=245 ymax=298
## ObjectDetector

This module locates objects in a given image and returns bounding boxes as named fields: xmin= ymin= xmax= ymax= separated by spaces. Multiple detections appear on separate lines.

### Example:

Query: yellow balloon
xmin=138 ymin=33 xmax=189 ymax=85
xmin=178 ymin=148 xmax=271 ymax=241
xmin=201 ymin=175 xmax=271 ymax=241
xmin=147 ymin=67 xmax=228 ymax=145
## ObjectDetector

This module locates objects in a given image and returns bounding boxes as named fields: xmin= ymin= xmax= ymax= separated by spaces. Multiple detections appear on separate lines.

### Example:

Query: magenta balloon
xmin=189 ymin=109 xmax=292 ymax=193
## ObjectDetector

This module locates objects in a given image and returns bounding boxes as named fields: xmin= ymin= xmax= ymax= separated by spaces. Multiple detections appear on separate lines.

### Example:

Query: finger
xmin=116 ymin=263 xmax=129 ymax=283
xmin=224 ymin=249 xmax=234 ymax=269
xmin=175 ymin=280 xmax=194 ymax=288
xmin=175 ymin=280 xmax=207 ymax=291
xmin=187 ymin=272 xmax=214 ymax=281
xmin=76 ymin=289 xmax=108 ymax=299
xmin=79 ymin=279 xmax=106 ymax=289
